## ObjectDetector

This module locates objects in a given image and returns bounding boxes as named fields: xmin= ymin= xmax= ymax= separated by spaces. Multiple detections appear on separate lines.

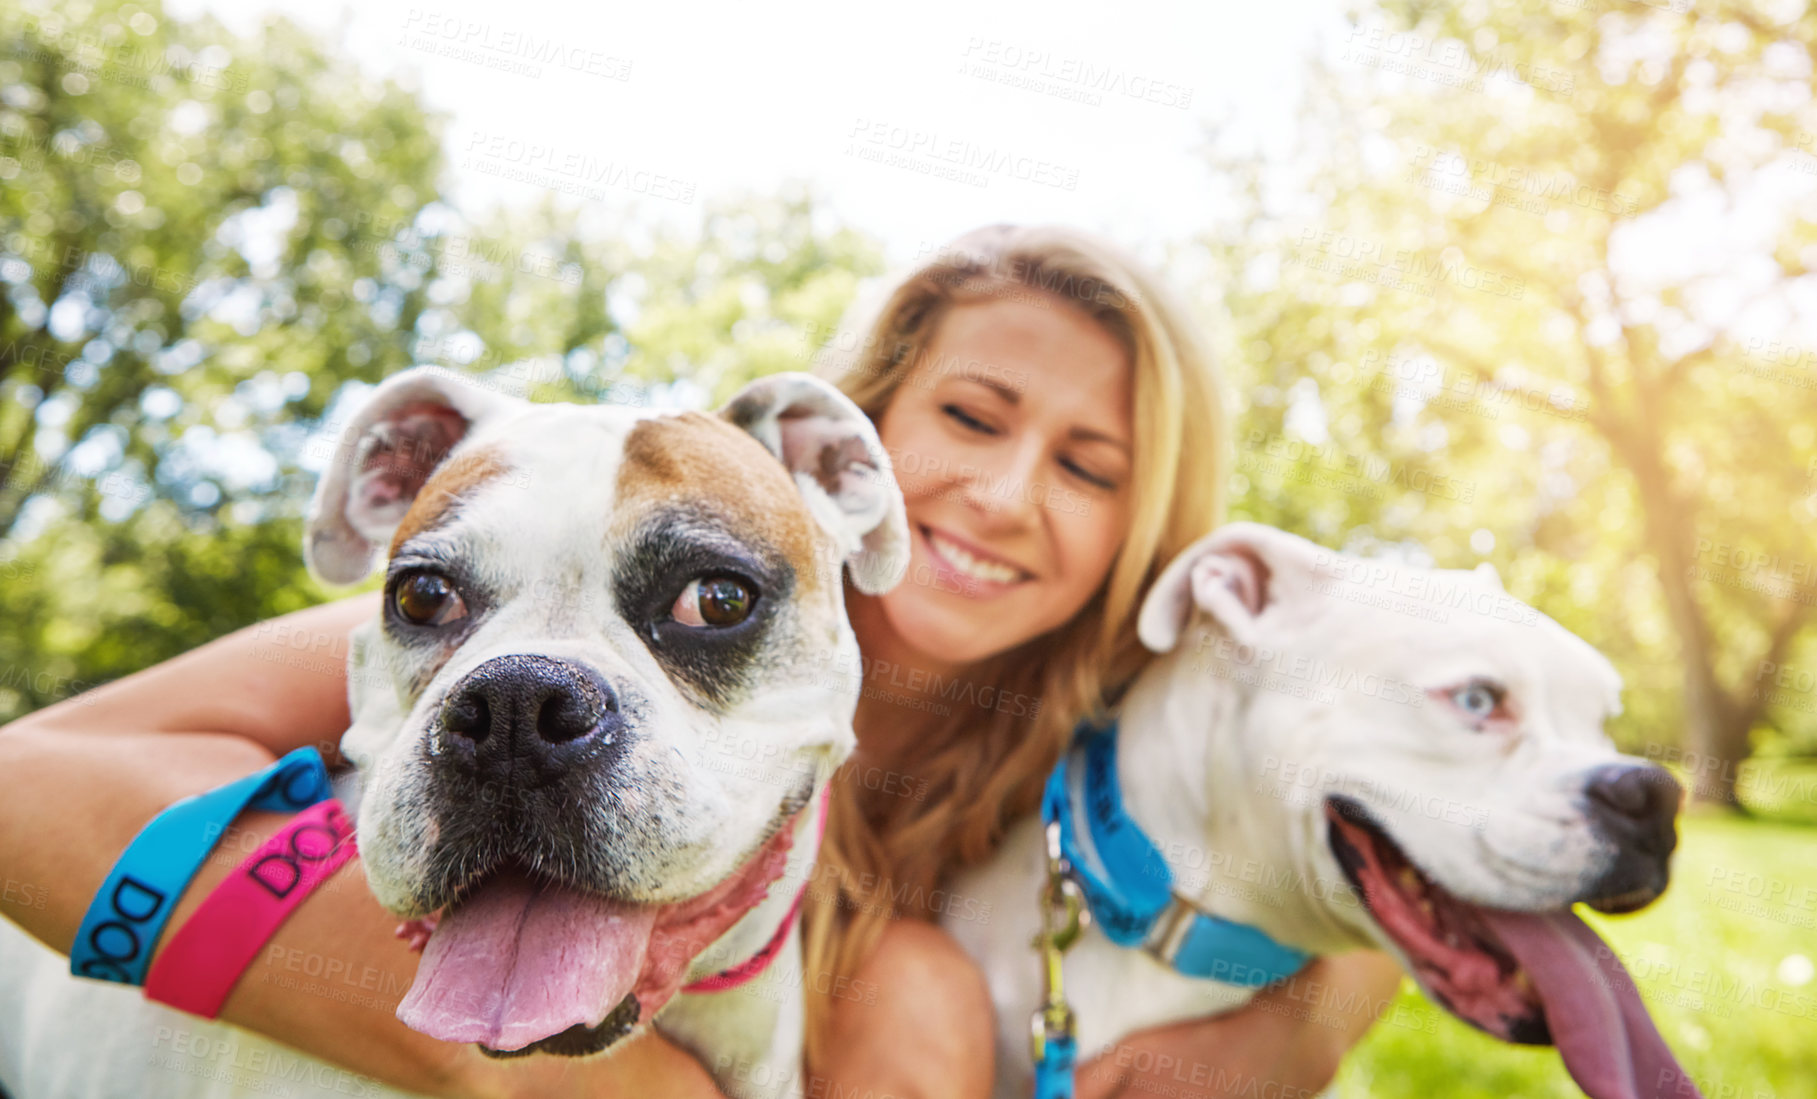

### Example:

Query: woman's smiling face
xmin=868 ymin=294 xmax=1135 ymax=667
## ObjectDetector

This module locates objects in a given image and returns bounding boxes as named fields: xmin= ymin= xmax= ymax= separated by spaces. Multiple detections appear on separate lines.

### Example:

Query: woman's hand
xmin=1072 ymin=953 xmax=1405 ymax=1099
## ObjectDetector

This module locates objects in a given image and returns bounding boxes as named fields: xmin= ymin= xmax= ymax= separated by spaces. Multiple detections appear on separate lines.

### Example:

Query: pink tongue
xmin=1481 ymin=909 xmax=1703 ymax=1099
xmin=397 ymin=873 xmax=656 ymax=1051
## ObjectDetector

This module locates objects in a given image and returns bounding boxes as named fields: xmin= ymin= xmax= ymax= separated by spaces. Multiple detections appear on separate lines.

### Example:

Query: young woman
xmin=0 ymin=224 xmax=1401 ymax=1098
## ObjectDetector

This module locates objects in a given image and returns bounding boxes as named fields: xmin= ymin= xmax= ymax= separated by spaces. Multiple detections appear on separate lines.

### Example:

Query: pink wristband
xmin=144 ymin=799 xmax=357 ymax=1018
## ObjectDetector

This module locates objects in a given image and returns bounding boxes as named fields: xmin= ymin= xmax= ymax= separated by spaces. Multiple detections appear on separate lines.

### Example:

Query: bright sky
xmin=161 ymin=0 xmax=1817 ymax=352
xmin=96 ymin=0 xmax=1810 ymax=531
xmin=172 ymin=0 xmax=1343 ymax=267
xmin=17 ymin=0 xmax=1363 ymax=541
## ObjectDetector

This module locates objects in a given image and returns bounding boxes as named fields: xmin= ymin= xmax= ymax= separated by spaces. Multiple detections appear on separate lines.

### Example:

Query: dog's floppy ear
xmin=1137 ymin=522 xmax=1323 ymax=652
xmin=304 ymin=366 xmax=522 ymax=585
xmin=721 ymin=372 xmax=910 ymax=595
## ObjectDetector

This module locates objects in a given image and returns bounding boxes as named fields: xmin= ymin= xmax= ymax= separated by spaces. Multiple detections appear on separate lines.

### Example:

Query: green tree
xmin=0 ymin=4 xmax=885 ymax=726
xmin=1207 ymin=0 xmax=1817 ymax=806
xmin=611 ymin=186 xmax=886 ymax=404
xmin=0 ymin=0 xmax=448 ymax=537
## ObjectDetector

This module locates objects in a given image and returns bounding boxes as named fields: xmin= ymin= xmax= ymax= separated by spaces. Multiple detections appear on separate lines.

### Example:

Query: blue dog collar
xmin=70 ymin=747 xmax=334 ymax=985
xmin=1041 ymin=719 xmax=1314 ymax=987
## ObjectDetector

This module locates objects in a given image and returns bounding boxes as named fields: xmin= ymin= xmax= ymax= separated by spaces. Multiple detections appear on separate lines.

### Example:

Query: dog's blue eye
xmin=1451 ymin=681 xmax=1504 ymax=720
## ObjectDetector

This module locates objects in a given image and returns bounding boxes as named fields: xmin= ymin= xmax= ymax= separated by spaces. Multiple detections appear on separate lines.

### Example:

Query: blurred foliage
xmin=0 ymin=0 xmax=445 ymax=529
xmin=0 ymin=0 xmax=445 ymax=712
xmin=0 ymin=0 xmax=882 ymax=721
xmin=4 ymin=0 xmax=1816 ymax=821
xmin=613 ymin=198 xmax=885 ymax=404
xmin=1203 ymin=0 xmax=1817 ymax=805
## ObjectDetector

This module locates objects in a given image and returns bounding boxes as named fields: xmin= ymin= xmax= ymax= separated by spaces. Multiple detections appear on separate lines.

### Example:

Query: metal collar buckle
xmin=1141 ymin=894 xmax=1200 ymax=967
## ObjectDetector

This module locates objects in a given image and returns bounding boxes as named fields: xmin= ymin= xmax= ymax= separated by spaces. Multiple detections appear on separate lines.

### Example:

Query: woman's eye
xmin=1451 ymin=680 xmax=1505 ymax=722
xmin=395 ymin=571 xmax=468 ymax=627
xmin=941 ymin=403 xmax=996 ymax=434
xmin=670 ymin=576 xmax=756 ymax=628
xmin=1061 ymin=457 xmax=1118 ymax=491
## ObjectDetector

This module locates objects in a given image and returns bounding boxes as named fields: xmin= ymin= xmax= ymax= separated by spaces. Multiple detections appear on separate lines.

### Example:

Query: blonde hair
xmin=798 ymin=224 xmax=1230 ymax=1067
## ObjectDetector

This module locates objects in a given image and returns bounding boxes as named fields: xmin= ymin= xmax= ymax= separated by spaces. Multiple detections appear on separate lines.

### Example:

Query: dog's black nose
xmin=439 ymin=654 xmax=621 ymax=782
xmin=1584 ymin=763 xmax=1681 ymax=858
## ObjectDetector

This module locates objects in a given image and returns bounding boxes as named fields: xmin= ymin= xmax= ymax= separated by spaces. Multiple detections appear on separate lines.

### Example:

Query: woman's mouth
xmin=920 ymin=525 xmax=1031 ymax=590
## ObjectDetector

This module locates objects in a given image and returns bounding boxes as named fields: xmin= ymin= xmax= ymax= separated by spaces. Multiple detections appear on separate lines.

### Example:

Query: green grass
xmin=1334 ymin=814 xmax=1816 ymax=1098
xmin=1736 ymin=758 xmax=1817 ymax=826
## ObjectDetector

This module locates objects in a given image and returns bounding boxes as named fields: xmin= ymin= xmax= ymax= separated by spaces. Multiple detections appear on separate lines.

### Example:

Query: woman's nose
xmin=960 ymin=436 xmax=1044 ymax=522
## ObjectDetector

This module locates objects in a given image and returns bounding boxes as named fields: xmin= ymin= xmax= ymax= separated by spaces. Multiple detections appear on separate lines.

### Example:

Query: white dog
xmin=0 ymin=365 xmax=908 ymax=1099
xmin=947 ymin=523 xmax=1701 ymax=1099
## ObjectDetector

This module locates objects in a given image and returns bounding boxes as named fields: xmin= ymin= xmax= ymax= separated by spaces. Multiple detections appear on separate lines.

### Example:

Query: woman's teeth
xmin=927 ymin=530 xmax=1023 ymax=585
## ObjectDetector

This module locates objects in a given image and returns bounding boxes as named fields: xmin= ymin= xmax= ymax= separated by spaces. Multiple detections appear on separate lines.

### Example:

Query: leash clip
xmin=1030 ymin=820 xmax=1088 ymax=1070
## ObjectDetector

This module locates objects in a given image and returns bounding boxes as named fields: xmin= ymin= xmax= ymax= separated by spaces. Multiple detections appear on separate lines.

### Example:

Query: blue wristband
xmin=69 ymin=746 xmax=333 ymax=985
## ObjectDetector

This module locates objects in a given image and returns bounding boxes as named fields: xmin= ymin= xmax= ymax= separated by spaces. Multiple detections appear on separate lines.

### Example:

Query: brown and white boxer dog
xmin=0 ymin=365 xmax=908 ymax=1099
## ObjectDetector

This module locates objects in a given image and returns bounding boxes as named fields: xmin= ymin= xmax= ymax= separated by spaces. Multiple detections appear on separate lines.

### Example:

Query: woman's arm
xmin=15 ymin=590 xmax=382 ymax=762
xmin=1072 ymin=953 xmax=1405 ymax=1099
xmin=0 ymin=595 xmax=999 ymax=1099
xmin=0 ymin=596 xmax=726 ymax=1099
xmin=811 ymin=919 xmax=995 ymax=1099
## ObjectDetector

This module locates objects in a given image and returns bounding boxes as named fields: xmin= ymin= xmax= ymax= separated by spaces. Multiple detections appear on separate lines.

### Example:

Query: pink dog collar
xmin=144 ymin=799 xmax=357 ymax=1018
xmin=682 ymin=787 xmax=830 ymax=995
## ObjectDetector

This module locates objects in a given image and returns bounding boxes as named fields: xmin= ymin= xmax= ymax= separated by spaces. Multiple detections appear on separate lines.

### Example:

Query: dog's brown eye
xmin=395 ymin=571 xmax=468 ymax=627
xmin=670 ymin=576 xmax=755 ymax=628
